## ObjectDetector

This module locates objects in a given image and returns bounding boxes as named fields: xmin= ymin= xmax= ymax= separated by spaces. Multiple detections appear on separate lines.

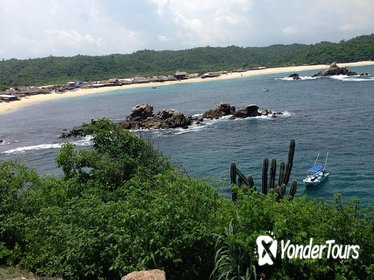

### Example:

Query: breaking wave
xmin=2 ymin=136 xmax=93 ymax=155
xmin=277 ymin=74 xmax=373 ymax=82
xmin=2 ymin=111 xmax=293 ymax=153
xmin=276 ymin=76 xmax=318 ymax=81
xmin=329 ymin=75 xmax=374 ymax=81
xmin=135 ymin=111 xmax=291 ymax=136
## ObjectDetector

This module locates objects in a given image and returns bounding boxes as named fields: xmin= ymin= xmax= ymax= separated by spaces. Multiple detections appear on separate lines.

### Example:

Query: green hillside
xmin=0 ymin=34 xmax=373 ymax=88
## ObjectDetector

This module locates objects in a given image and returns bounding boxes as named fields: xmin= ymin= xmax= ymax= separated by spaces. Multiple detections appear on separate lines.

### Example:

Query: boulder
xmin=246 ymin=104 xmax=261 ymax=117
xmin=260 ymin=109 xmax=272 ymax=116
xmin=159 ymin=109 xmax=192 ymax=129
xmin=232 ymin=104 xmax=261 ymax=118
xmin=288 ymin=73 xmax=301 ymax=80
xmin=127 ymin=103 xmax=154 ymax=121
xmin=313 ymin=62 xmax=357 ymax=77
xmin=232 ymin=108 xmax=248 ymax=118
xmin=157 ymin=109 xmax=175 ymax=120
xmin=122 ymin=269 xmax=166 ymax=280
xmin=202 ymin=103 xmax=235 ymax=119
xmin=59 ymin=126 xmax=84 ymax=138
xmin=120 ymin=108 xmax=192 ymax=130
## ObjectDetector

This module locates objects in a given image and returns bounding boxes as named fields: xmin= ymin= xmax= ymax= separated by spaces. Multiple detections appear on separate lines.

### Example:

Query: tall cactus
xmin=230 ymin=162 xmax=237 ymax=185
xmin=282 ymin=139 xmax=295 ymax=186
xmin=262 ymin=158 xmax=269 ymax=194
xmin=288 ymin=180 xmax=297 ymax=199
xmin=269 ymin=158 xmax=276 ymax=189
xmin=247 ymin=175 xmax=254 ymax=188
xmin=278 ymin=161 xmax=285 ymax=187
xmin=230 ymin=139 xmax=297 ymax=201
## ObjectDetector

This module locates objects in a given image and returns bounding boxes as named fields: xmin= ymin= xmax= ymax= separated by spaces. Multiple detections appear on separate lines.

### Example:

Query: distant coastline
xmin=1 ymin=60 xmax=373 ymax=115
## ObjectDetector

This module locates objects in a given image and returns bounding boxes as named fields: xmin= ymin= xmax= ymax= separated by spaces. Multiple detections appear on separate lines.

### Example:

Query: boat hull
xmin=303 ymin=172 xmax=329 ymax=187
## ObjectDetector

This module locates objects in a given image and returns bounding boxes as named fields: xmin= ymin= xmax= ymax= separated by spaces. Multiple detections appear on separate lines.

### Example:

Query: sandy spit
xmin=1 ymin=61 xmax=373 ymax=115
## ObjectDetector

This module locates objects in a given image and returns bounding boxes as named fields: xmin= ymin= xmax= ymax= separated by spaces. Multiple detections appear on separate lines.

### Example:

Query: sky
xmin=0 ymin=0 xmax=373 ymax=59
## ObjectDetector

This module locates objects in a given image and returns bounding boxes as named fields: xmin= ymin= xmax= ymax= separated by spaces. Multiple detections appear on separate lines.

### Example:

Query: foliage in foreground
xmin=0 ymin=119 xmax=373 ymax=280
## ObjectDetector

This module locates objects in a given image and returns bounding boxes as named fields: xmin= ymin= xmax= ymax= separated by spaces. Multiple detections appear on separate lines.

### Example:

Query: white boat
xmin=303 ymin=152 xmax=330 ymax=187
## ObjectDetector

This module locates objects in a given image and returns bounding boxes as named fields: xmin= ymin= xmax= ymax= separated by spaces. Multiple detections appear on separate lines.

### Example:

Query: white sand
xmin=1 ymin=60 xmax=373 ymax=115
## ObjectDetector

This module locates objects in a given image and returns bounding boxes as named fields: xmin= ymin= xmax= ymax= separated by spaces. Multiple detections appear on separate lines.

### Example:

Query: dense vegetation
xmin=0 ymin=34 xmax=373 ymax=89
xmin=0 ymin=119 xmax=373 ymax=279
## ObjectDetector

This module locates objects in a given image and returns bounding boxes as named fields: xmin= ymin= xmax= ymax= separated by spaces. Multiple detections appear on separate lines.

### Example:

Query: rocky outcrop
xmin=60 ymin=119 xmax=98 ymax=138
xmin=313 ymin=62 xmax=357 ymax=77
xmin=288 ymin=73 xmax=301 ymax=80
xmin=202 ymin=103 xmax=235 ymax=119
xmin=60 ymin=126 xmax=84 ymax=138
xmin=120 ymin=105 xmax=192 ymax=130
xmin=127 ymin=103 xmax=154 ymax=121
xmin=232 ymin=104 xmax=261 ymax=118
xmin=60 ymin=102 xmax=282 ymax=138
xmin=122 ymin=269 xmax=166 ymax=280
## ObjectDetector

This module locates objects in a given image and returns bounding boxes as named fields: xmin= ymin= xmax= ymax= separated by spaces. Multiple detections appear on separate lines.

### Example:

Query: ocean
xmin=1 ymin=66 xmax=374 ymax=205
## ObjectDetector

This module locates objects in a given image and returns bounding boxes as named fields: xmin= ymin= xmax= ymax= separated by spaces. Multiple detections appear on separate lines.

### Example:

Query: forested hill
xmin=0 ymin=34 xmax=373 ymax=88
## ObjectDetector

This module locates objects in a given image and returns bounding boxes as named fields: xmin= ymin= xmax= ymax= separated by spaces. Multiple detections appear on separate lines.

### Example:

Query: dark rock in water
xmin=288 ymin=73 xmax=301 ymax=80
xmin=260 ymin=109 xmax=272 ymax=116
xmin=312 ymin=62 xmax=357 ymax=77
xmin=158 ymin=109 xmax=175 ymax=120
xmin=0 ymin=139 xmax=3 ymax=144
xmin=157 ymin=109 xmax=192 ymax=129
xmin=62 ymin=103 xmax=281 ymax=136
xmin=60 ymin=126 xmax=84 ymax=138
xmin=202 ymin=103 xmax=235 ymax=119
xmin=127 ymin=103 xmax=154 ymax=121
xmin=246 ymin=104 xmax=261 ymax=117
xmin=120 ymin=108 xmax=192 ymax=130
xmin=232 ymin=104 xmax=261 ymax=118
xmin=232 ymin=108 xmax=248 ymax=118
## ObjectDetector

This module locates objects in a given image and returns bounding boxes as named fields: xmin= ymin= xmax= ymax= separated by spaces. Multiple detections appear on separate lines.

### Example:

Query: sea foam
xmin=329 ymin=75 xmax=374 ymax=82
xmin=2 ymin=136 xmax=93 ymax=155
xmin=135 ymin=112 xmax=291 ymax=136
xmin=276 ymin=76 xmax=318 ymax=81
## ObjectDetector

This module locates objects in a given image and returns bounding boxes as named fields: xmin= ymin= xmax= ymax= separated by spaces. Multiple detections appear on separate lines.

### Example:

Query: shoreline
xmin=1 ymin=60 xmax=373 ymax=115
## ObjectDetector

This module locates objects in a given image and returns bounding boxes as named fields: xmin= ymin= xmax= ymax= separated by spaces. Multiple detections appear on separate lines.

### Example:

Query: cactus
xmin=247 ymin=175 xmax=254 ymax=188
xmin=262 ymin=158 xmax=269 ymax=194
xmin=230 ymin=139 xmax=297 ymax=202
xmin=282 ymin=139 xmax=295 ymax=186
xmin=274 ymin=187 xmax=283 ymax=201
xmin=238 ymin=177 xmax=244 ymax=186
xmin=288 ymin=180 xmax=297 ymax=199
xmin=278 ymin=161 xmax=285 ymax=187
xmin=230 ymin=162 xmax=237 ymax=185
xmin=269 ymin=158 xmax=276 ymax=189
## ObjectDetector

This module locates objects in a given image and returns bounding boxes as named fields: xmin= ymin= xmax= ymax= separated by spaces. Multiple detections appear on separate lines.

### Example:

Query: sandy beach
xmin=1 ymin=60 xmax=373 ymax=115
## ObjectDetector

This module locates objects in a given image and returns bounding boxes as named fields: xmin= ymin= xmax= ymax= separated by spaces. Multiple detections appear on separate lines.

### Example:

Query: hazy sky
xmin=0 ymin=0 xmax=373 ymax=59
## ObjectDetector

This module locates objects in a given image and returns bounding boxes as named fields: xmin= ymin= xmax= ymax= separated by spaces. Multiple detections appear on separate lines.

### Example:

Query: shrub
xmin=0 ymin=120 xmax=373 ymax=280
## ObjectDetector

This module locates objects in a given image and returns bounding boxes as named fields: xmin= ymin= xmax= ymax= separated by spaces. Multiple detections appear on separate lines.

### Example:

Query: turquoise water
xmin=1 ymin=65 xmax=374 ymax=204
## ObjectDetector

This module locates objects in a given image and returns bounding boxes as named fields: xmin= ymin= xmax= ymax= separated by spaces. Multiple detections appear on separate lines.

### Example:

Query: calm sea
xmin=1 ymin=66 xmax=374 ymax=204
